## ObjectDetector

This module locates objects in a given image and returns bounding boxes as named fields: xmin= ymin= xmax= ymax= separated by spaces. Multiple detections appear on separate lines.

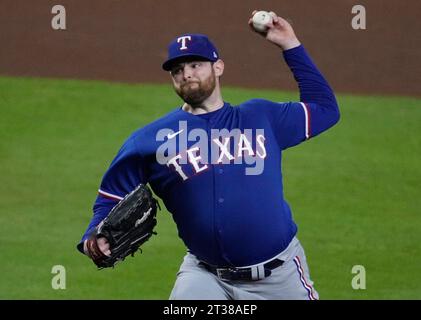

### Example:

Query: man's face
xmin=170 ymin=59 xmax=217 ymax=106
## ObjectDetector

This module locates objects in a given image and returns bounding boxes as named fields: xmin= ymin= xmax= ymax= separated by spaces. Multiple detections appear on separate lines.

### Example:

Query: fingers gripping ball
xmin=252 ymin=11 xmax=273 ymax=32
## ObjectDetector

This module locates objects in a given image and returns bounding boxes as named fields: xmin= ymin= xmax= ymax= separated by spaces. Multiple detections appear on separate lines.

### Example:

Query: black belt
xmin=200 ymin=258 xmax=284 ymax=281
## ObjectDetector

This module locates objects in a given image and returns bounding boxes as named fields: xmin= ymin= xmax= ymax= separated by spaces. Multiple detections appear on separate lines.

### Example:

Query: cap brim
xmin=162 ymin=54 xmax=215 ymax=71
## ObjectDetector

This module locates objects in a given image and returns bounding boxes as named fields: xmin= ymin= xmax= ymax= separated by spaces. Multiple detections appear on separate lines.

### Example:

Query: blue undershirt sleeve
xmin=282 ymin=45 xmax=340 ymax=143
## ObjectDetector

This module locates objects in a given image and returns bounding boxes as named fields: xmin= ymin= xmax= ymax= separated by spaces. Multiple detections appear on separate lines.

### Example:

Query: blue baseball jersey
xmin=78 ymin=45 xmax=340 ymax=267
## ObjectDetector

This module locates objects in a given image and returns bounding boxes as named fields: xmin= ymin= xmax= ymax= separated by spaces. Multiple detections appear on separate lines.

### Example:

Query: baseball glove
xmin=86 ymin=184 xmax=159 ymax=269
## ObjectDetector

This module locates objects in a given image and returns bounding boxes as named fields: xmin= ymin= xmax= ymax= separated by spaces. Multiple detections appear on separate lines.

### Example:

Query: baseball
xmin=252 ymin=11 xmax=273 ymax=32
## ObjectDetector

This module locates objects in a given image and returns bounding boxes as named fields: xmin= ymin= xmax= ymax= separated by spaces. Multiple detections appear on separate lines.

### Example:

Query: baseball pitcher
xmin=77 ymin=10 xmax=340 ymax=300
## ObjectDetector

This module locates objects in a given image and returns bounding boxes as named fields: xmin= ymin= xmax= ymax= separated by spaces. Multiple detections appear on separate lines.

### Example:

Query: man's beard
xmin=175 ymin=73 xmax=216 ymax=107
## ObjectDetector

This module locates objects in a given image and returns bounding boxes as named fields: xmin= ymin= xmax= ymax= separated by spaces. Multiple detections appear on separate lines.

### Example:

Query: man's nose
xmin=182 ymin=66 xmax=193 ymax=79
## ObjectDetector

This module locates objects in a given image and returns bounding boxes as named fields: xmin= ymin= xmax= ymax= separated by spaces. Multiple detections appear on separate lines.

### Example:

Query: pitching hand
xmin=84 ymin=237 xmax=111 ymax=257
xmin=248 ymin=10 xmax=301 ymax=50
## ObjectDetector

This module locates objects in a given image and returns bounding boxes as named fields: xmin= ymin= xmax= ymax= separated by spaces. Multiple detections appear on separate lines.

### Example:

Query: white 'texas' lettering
xmin=167 ymin=154 xmax=188 ymax=181
xmin=237 ymin=133 xmax=255 ymax=157
xmin=157 ymin=124 xmax=267 ymax=180
xmin=213 ymin=137 xmax=235 ymax=163
xmin=186 ymin=147 xmax=208 ymax=173
xmin=256 ymin=134 xmax=266 ymax=158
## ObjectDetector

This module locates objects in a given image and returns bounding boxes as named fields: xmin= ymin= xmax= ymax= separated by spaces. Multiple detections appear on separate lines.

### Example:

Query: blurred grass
xmin=0 ymin=76 xmax=420 ymax=299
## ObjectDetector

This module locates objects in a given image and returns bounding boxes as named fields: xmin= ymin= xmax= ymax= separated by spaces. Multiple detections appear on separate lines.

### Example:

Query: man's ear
xmin=213 ymin=59 xmax=224 ymax=77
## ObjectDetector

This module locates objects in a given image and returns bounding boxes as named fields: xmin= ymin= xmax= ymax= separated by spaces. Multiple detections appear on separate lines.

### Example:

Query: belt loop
xmin=257 ymin=264 xmax=266 ymax=280
xmin=251 ymin=266 xmax=258 ymax=280
xmin=251 ymin=265 xmax=266 ymax=280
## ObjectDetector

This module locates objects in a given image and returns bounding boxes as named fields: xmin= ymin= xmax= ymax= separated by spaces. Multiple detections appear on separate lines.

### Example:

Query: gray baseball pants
xmin=169 ymin=237 xmax=319 ymax=300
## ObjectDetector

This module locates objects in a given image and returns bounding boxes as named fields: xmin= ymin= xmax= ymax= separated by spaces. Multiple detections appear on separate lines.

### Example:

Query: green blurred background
xmin=0 ymin=77 xmax=420 ymax=299
xmin=1 ymin=0 xmax=420 ymax=300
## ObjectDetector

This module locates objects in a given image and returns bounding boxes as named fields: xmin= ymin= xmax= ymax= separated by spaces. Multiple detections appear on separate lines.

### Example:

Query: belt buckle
xmin=216 ymin=268 xmax=228 ymax=280
xmin=216 ymin=267 xmax=236 ymax=280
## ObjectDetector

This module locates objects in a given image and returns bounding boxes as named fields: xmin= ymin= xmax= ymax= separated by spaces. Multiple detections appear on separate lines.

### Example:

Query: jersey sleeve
xmin=77 ymin=133 xmax=147 ymax=252
xmin=97 ymin=134 xmax=146 ymax=200
xmin=274 ymin=101 xmax=309 ymax=150
xmin=253 ymin=100 xmax=308 ymax=150
xmin=258 ymin=45 xmax=340 ymax=150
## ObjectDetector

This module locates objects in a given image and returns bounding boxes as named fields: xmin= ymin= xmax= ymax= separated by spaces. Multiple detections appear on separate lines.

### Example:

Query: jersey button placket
xmin=209 ymin=118 xmax=226 ymax=259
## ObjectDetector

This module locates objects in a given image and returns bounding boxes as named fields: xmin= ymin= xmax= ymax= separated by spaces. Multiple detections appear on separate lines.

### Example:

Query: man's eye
xmin=191 ymin=62 xmax=201 ymax=68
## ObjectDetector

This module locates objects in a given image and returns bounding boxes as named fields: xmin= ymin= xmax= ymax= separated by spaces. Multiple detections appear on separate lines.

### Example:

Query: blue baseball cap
xmin=162 ymin=34 xmax=219 ymax=71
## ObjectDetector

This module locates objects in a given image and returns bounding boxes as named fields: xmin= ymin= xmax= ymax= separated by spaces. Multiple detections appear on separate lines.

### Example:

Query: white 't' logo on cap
xmin=177 ymin=36 xmax=192 ymax=50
